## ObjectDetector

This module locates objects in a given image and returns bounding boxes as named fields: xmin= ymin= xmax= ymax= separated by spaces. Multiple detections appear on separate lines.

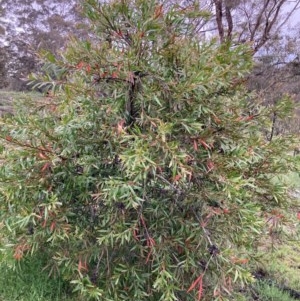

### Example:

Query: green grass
xmin=0 ymin=89 xmax=43 ymax=115
xmin=258 ymin=242 xmax=300 ymax=291
xmin=255 ymin=167 xmax=300 ymax=297
xmin=232 ymin=164 xmax=300 ymax=301
xmin=0 ymin=254 xmax=73 ymax=301
xmin=253 ymin=281 xmax=298 ymax=301
xmin=0 ymin=90 xmax=15 ymax=116
xmin=225 ymin=280 xmax=298 ymax=301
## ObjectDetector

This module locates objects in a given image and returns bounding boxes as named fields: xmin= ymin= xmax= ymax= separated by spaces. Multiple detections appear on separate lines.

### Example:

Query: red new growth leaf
xmin=193 ymin=139 xmax=198 ymax=150
xmin=50 ymin=221 xmax=56 ymax=232
xmin=13 ymin=243 xmax=30 ymax=261
xmin=76 ymin=61 xmax=85 ymax=69
xmin=41 ymin=162 xmax=51 ymax=172
xmin=116 ymin=30 xmax=123 ymax=37
xmin=231 ymin=257 xmax=249 ymax=264
xmin=199 ymin=139 xmax=210 ymax=150
xmin=187 ymin=274 xmax=204 ymax=300
xmin=297 ymin=212 xmax=300 ymax=220
xmin=154 ymin=4 xmax=163 ymax=19
xmin=78 ymin=258 xmax=88 ymax=273
xmin=117 ymin=119 xmax=125 ymax=135
xmin=187 ymin=275 xmax=200 ymax=292
xmin=38 ymin=152 xmax=50 ymax=160
xmin=173 ymin=174 xmax=181 ymax=182
xmin=133 ymin=226 xmax=139 ymax=241
xmin=213 ymin=115 xmax=221 ymax=124
xmin=41 ymin=219 xmax=47 ymax=228
xmin=101 ymin=71 xmax=108 ymax=78
xmin=245 ymin=115 xmax=254 ymax=121
xmin=111 ymin=71 xmax=119 ymax=79
xmin=147 ymin=236 xmax=156 ymax=247
xmin=145 ymin=236 xmax=156 ymax=263
xmin=13 ymin=249 xmax=23 ymax=260
xmin=206 ymin=160 xmax=215 ymax=172
xmin=197 ymin=276 xmax=203 ymax=301
xmin=86 ymin=64 xmax=91 ymax=73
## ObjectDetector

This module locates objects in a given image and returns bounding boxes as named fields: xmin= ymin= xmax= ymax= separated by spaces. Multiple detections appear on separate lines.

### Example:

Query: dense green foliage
xmin=0 ymin=0 xmax=298 ymax=300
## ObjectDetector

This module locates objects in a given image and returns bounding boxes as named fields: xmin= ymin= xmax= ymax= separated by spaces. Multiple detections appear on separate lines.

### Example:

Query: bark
xmin=214 ymin=0 xmax=225 ymax=43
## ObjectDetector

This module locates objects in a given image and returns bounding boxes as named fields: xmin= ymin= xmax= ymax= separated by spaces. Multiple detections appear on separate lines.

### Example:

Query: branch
xmin=254 ymin=0 xmax=285 ymax=52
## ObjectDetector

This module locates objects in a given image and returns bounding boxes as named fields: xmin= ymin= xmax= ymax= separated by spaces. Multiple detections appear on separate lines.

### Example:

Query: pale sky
xmin=284 ymin=2 xmax=300 ymax=30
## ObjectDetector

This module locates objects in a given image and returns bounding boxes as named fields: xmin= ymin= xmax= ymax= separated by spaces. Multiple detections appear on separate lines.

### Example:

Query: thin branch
xmin=250 ymin=0 xmax=271 ymax=42
xmin=254 ymin=0 xmax=286 ymax=52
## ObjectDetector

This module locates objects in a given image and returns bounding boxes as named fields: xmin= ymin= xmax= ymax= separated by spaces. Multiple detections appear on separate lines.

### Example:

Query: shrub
xmin=0 ymin=0 xmax=298 ymax=300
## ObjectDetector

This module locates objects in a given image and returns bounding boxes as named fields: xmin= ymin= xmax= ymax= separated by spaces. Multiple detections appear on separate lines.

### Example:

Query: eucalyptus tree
xmin=209 ymin=0 xmax=300 ymax=52
xmin=204 ymin=0 xmax=300 ymax=138
xmin=0 ymin=0 xmax=82 ymax=90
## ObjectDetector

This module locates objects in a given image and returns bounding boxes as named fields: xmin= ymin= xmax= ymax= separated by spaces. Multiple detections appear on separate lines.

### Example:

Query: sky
xmin=284 ymin=2 xmax=300 ymax=29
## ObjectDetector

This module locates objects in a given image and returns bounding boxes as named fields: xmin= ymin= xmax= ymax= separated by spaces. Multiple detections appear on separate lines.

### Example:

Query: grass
xmin=0 ymin=89 xmax=43 ymax=116
xmin=0 ymin=253 xmax=73 ymax=301
xmin=234 ymin=282 xmax=299 ymax=301
xmin=259 ymin=242 xmax=300 ymax=291
xmin=253 ymin=281 xmax=298 ymax=301
xmin=246 ymin=168 xmax=300 ymax=300
xmin=0 ymin=90 xmax=15 ymax=116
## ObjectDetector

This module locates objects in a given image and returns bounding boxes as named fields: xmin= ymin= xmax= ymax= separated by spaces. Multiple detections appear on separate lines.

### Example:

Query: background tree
xmin=0 ymin=0 xmax=298 ymax=300
xmin=0 ymin=47 xmax=8 ymax=89
xmin=210 ymin=0 xmax=300 ymax=52
xmin=0 ymin=4 xmax=8 ymax=88
xmin=204 ymin=0 xmax=300 ymax=139
xmin=248 ymin=50 xmax=300 ymax=139
xmin=1 ymin=0 xmax=300 ymax=93
xmin=0 ymin=0 xmax=83 ymax=90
